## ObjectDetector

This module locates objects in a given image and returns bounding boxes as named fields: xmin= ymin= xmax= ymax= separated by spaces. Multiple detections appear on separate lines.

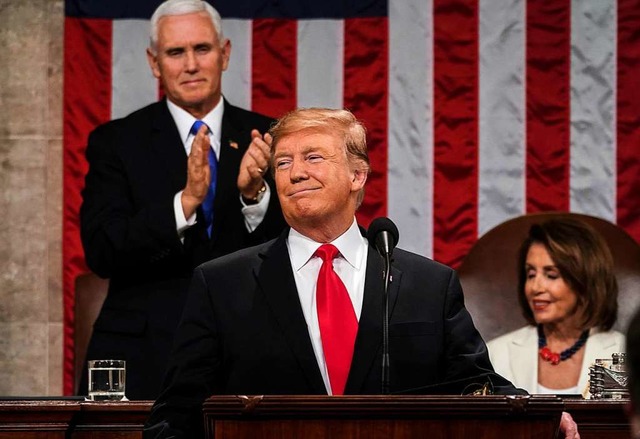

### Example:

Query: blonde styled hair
xmin=269 ymin=108 xmax=371 ymax=207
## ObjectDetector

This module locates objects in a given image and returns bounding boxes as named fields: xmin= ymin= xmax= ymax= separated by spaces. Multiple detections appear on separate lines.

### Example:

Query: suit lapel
xmin=344 ymin=245 xmax=403 ymax=394
xmin=208 ymin=102 xmax=247 ymax=244
xmin=150 ymin=101 xmax=188 ymax=191
xmin=256 ymin=231 xmax=327 ymax=393
xmin=510 ymin=327 xmax=538 ymax=391
xmin=217 ymin=103 xmax=245 ymax=213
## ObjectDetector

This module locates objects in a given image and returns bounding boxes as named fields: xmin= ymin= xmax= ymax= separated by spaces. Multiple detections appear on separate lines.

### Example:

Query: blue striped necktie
xmin=190 ymin=120 xmax=217 ymax=237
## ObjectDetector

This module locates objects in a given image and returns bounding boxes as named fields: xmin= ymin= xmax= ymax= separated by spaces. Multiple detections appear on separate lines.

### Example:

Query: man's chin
xmin=284 ymin=206 xmax=323 ymax=225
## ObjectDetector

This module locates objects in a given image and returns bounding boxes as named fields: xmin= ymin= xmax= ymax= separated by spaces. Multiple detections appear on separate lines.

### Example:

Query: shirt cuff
xmin=174 ymin=191 xmax=197 ymax=240
xmin=241 ymin=184 xmax=270 ymax=232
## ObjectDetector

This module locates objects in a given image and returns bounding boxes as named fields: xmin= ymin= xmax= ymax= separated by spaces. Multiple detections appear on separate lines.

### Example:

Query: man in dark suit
xmin=79 ymin=0 xmax=285 ymax=400
xmin=144 ymin=108 xmax=580 ymax=438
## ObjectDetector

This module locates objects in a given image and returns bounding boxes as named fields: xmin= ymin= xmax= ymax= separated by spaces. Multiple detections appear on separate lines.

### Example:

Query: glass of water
xmin=88 ymin=359 xmax=126 ymax=401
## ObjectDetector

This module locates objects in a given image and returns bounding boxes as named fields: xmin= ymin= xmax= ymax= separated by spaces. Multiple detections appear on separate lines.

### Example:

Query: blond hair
xmin=269 ymin=108 xmax=370 ymax=207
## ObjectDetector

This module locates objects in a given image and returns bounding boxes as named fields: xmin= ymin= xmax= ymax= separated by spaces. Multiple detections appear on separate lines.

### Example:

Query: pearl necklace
xmin=537 ymin=325 xmax=589 ymax=365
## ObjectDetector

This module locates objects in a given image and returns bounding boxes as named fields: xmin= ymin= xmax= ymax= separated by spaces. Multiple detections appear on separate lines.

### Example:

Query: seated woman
xmin=486 ymin=218 xmax=625 ymax=395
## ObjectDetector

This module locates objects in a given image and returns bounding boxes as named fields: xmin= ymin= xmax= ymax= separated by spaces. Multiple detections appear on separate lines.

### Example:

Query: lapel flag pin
xmin=229 ymin=140 xmax=238 ymax=149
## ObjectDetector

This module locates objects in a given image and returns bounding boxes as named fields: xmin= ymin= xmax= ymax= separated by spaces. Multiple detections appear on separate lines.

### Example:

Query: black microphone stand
xmin=368 ymin=217 xmax=399 ymax=396
xmin=381 ymin=250 xmax=391 ymax=395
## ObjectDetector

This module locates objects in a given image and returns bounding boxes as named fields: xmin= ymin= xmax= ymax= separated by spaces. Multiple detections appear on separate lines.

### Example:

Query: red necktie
xmin=315 ymin=244 xmax=358 ymax=395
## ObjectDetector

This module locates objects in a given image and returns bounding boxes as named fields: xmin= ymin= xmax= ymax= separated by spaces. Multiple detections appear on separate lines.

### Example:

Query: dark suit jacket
xmin=79 ymin=99 xmax=286 ymax=400
xmin=144 ymin=228 xmax=519 ymax=438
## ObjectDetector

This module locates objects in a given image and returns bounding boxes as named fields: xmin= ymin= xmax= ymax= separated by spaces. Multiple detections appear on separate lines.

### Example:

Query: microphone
xmin=367 ymin=217 xmax=399 ymax=395
xmin=367 ymin=217 xmax=399 ymax=258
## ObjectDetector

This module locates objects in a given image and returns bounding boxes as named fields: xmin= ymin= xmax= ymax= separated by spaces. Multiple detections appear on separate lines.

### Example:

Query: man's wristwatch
xmin=243 ymin=183 xmax=267 ymax=205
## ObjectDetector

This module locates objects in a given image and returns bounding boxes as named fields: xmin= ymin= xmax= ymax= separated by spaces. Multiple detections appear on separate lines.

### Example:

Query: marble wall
xmin=0 ymin=0 xmax=64 ymax=395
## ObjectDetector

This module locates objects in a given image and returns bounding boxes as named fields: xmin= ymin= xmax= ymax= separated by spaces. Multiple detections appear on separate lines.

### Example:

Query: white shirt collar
xmin=287 ymin=219 xmax=366 ymax=272
xmin=166 ymin=97 xmax=224 ymax=148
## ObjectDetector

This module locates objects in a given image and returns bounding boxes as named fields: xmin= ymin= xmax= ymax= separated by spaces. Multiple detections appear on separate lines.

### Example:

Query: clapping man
xmin=79 ymin=0 xmax=285 ymax=400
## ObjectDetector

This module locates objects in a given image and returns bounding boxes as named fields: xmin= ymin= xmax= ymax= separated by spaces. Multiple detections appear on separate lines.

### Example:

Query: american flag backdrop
xmin=63 ymin=0 xmax=640 ymax=394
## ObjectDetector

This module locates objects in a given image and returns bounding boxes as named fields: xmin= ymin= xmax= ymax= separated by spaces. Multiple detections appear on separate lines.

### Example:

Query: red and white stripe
xmin=63 ymin=0 xmax=640 ymax=392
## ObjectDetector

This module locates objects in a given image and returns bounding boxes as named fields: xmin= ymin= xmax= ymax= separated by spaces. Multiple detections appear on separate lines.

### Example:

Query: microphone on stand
xmin=366 ymin=217 xmax=399 ymax=395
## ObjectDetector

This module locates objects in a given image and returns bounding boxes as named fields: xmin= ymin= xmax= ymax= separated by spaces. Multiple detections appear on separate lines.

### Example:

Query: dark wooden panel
xmin=0 ymin=397 xmax=631 ymax=439
xmin=72 ymin=401 xmax=152 ymax=439
xmin=565 ymin=399 xmax=631 ymax=439
xmin=204 ymin=395 xmax=564 ymax=439
xmin=0 ymin=400 xmax=78 ymax=439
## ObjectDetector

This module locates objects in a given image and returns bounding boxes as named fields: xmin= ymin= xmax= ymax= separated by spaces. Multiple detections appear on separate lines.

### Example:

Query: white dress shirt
xmin=286 ymin=219 xmax=369 ymax=394
xmin=167 ymin=98 xmax=270 ymax=237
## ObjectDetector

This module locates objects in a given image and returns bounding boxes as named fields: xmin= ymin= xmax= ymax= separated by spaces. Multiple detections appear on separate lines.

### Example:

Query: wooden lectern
xmin=203 ymin=395 xmax=564 ymax=439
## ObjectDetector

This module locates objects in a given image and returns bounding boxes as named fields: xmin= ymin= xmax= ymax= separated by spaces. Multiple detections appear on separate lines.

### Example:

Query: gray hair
xmin=149 ymin=0 xmax=225 ymax=54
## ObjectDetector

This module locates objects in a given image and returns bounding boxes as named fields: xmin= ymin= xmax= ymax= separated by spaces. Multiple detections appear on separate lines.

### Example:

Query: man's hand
xmin=181 ymin=124 xmax=211 ymax=218
xmin=238 ymin=129 xmax=271 ymax=200
xmin=560 ymin=411 xmax=580 ymax=439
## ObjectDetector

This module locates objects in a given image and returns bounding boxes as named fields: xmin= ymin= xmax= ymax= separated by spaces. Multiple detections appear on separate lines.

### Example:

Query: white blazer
xmin=487 ymin=326 xmax=625 ymax=395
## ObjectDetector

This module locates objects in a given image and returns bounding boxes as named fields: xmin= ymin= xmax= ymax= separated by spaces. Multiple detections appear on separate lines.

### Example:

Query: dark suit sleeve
xmin=144 ymin=266 xmax=221 ymax=438
xmin=442 ymin=271 xmax=525 ymax=395
xmin=80 ymin=124 xmax=184 ymax=278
